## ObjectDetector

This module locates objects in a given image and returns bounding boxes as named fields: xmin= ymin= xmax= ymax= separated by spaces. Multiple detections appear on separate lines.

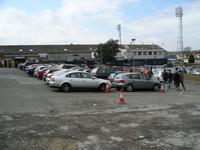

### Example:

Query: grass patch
xmin=184 ymin=73 xmax=200 ymax=82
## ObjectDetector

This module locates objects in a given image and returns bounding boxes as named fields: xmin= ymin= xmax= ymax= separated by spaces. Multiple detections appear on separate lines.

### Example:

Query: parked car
xmin=49 ymin=70 xmax=112 ymax=92
xmin=43 ymin=68 xmax=60 ymax=81
xmin=58 ymin=64 xmax=80 ymax=70
xmin=24 ymin=62 xmax=40 ymax=70
xmin=107 ymin=71 xmax=124 ymax=83
xmin=36 ymin=67 xmax=49 ymax=79
xmin=152 ymin=68 xmax=163 ymax=82
xmin=91 ymin=67 xmax=115 ymax=79
xmin=45 ymin=69 xmax=71 ymax=84
xmin=27 ymin=66 xmax=38 ymax=76
xmin=112 ymin=72 xmax=161 ymax=92
xmin=34 ymin=66 xmax=47 ymax=78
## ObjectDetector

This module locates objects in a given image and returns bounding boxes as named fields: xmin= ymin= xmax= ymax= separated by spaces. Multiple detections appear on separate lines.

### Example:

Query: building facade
xmin=0 ymin=44 xmax=167 ymax=67
xmin=116 ymin=44 xmax=167 ymax=66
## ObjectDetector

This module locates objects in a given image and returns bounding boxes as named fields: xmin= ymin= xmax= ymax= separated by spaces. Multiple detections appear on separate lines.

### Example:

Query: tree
xmin=96 ymin=39 xmax=120 ymax=64
xmin=188 ymin=54 xmax=195 ymax=64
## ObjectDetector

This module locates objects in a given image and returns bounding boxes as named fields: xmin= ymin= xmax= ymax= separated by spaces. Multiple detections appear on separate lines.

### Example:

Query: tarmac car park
xmin=1 ymin=67 xmax=200 ymax=150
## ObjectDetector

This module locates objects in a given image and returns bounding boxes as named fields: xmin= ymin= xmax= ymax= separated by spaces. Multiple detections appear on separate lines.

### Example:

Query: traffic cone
xmin=105 ymin=82 xmax=110 ymax=93
xmin=118 ymin=89 xmax=126 ymax=104
xmin=160 ymin=84 xmax=165 ymax=93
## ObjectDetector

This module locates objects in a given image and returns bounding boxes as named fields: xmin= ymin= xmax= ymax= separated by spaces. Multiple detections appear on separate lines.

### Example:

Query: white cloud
xmin=0 ymin=0 xmax=199 ymax=51
xmin=126 ymin=1 xmax=200 ymax=51
xmin=0 ymin=0 xmax=138 ymax=45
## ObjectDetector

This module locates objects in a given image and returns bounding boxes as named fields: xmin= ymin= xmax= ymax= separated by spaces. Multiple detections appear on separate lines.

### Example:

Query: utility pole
xmin=131 ymin=38 xmax=136 ymax=66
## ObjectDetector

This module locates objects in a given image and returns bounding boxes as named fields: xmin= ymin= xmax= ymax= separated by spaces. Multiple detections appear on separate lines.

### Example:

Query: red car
xmin=36 ymin=67 xmax=49 ymax=79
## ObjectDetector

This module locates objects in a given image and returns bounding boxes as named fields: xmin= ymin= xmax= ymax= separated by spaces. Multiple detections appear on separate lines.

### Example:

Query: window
xmin=148 ymin=51 xmax=152 ymax=55
xmin=106 ymin=68 xmax=115 ymax=74
xmin=158 ymin=51 xmax=162 ymax=55
xmin=70 ymin=73 xmax=81 ymax=78
xmin=138 ymin=52 xmax=142 ymax=55
xmin=127 ymin=74 xmax=140 ymax=79
xmin=98 ymin=68 xmax=106 ymax=74
xmin=131 ymin=74 xmax=140 ymax=79
xmin=81 ymin=73 xmax=92 ymax=79
xmin=143 ymin=51 xmax=147 ymax=55
xmin=73 ymin=54 xmax=79 ymax=56
xmin=132 ymin=52 xmax=136 ymax=56
xmin=154 ymin=51 xmax=157 ymax=55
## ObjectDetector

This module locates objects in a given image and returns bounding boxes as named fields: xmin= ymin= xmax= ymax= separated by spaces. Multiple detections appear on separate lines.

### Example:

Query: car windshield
xmin=91 ymin=68 xmax=98 ymax=74
xmin=62 ymin=64 xmax=78 ymax=69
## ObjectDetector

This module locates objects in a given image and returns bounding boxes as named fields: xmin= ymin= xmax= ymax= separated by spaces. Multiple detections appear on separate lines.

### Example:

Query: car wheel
xmin=61 ymin=83 xmax=71 ymax=92
xmin=125 ymin=84 xmax=133 ymax=92
xmin=99 ymin=83 xmax=106 ymax=92
xmin=153 ymin=84 xmax=160 ymax=91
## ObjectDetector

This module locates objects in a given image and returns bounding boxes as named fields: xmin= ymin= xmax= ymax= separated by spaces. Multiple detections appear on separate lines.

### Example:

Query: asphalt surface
xmin=1 ymin=68 xmax=200 ymax=150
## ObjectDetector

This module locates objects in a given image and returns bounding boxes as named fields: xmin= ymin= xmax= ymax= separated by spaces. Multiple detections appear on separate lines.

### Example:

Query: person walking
xmin=179 ymin=70 xmax=186 ymax=91
xmin=173 ymin=69 xmax=181 ymax=90
xmin=168 ymin=69 xmax=173 ymax=89
xmin=162 ymin=69 xmax=168 ymax=89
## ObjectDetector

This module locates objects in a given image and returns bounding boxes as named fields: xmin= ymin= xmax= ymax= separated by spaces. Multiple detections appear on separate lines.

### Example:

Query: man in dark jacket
xmin=173 ymin=69 xmax=181 ymax=90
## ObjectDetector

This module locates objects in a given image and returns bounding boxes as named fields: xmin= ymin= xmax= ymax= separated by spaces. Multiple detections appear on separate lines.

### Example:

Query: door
xmin=81 ymin=73 xmax=98 ymax=88
xmin=129 ymin=74 xmax=142 ymax=89
xmin=68 ymin=72 xmax=83 ymax=88
xmin=139 ymin=74 xmax=153 ymax=89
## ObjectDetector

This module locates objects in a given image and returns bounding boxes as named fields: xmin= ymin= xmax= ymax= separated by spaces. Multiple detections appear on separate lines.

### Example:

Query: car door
xmin=68 ymin=72 xmax=83 ymax=88
xmin=129 ymin=74 xmax=142 ymax=89
xmin=139 ymin=74 xmax=153 ymax=89
xmin=81 ymin=73 xmax=98 ymax=88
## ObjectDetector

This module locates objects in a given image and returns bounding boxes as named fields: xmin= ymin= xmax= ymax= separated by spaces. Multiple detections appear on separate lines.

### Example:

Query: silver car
xmin=49 ymin=70 xmax=112 ymax=92
xmin=112 ymin=72 xmax=161 ymax=92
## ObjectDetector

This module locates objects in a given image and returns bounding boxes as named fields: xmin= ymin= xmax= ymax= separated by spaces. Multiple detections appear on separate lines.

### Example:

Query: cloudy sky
xmin=0 ymin=0 xmax=199 ymax=51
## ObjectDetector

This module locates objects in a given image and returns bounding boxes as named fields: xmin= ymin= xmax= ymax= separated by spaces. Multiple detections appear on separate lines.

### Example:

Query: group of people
xmin=162 ymin=68 xmax=186 ymax=91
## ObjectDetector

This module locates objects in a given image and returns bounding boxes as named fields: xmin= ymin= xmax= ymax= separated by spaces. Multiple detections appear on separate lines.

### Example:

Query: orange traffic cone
xmin=105 ymin=82 xmax=110 ymax=93
xmin=160 ymin=84 xmax=165 ymax=93
xmin=118 ymin=89 xmax=126 ymax=104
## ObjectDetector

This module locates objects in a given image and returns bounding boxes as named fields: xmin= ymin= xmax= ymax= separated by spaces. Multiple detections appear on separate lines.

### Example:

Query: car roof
xmin=120 ymin=72 xmax=141 ymax=75
xmin=65 ymin=70 xmax=90 ymax=74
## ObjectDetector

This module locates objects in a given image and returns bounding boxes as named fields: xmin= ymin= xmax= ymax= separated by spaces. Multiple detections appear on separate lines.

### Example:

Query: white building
xmin=116 ymin=44 xmax=167 ymax=66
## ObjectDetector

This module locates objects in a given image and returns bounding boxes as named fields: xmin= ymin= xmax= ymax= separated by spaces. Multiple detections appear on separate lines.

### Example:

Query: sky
xmin=0 ymin=0 xmax=199 ymax=51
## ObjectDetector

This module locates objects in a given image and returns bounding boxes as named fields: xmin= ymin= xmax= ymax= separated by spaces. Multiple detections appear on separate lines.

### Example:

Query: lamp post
xmin=100 ymin=44 xmax=103 ymax=64
xmin=131 ymin=38 xmax=136 ymax=66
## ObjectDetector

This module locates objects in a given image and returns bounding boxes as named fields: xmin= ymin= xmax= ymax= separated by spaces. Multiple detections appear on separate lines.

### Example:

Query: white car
xmin=49 ymin=70 xmax=112 ymax=92
xmin=152 ymin=68 xmax=163 ymax=82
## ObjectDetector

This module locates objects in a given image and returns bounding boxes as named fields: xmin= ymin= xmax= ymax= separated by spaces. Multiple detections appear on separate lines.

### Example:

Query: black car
xmin=27 ymin=66 xmax=38 ymax=76
xmin=91 ymin=67 xmax=115 ymax=79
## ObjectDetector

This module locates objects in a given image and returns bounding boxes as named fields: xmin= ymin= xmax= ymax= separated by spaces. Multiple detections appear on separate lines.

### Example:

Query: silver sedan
xmin=49 ymin=70 xmax=112 ymax=92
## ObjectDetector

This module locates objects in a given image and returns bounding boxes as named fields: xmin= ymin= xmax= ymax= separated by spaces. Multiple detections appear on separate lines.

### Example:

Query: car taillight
xmin=119 ymin=80 xmax=125 ymax=83
xmin=47 ymin=74 xmax=53 ymax=78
